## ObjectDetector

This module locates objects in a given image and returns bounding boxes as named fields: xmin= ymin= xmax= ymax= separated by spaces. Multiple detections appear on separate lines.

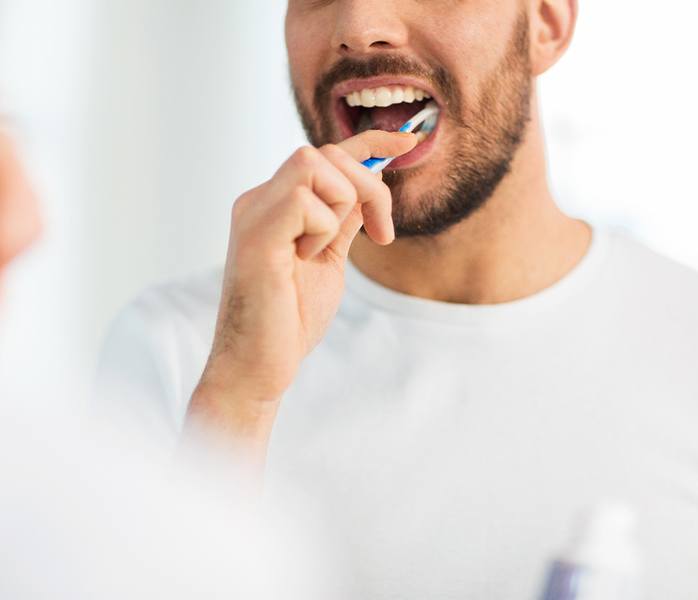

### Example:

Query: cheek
xmin=415 ymin=6 xmax=522 ymax=106
xmin=286 ymin=15 xmax=332 ymax=106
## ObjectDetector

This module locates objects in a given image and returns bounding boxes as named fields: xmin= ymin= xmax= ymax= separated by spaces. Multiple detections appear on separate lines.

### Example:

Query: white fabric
xmin=96 ymin=225 xmax=698 ymax=600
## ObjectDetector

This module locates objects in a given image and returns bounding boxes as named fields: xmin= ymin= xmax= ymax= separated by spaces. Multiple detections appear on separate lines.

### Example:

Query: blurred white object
xmin=539 ymin=502 xmax=641 ymax=600
xmin=0 ymin=406 xmax=331 ymax=600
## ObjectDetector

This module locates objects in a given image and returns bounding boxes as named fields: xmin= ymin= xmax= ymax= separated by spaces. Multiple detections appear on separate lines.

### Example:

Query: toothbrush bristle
xmin=421 ymin=113 xmax=438 ymax=134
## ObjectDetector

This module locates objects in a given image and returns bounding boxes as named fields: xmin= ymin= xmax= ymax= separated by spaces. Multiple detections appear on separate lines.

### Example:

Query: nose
xmin=331 ymin=0 xmax=408 ymax=56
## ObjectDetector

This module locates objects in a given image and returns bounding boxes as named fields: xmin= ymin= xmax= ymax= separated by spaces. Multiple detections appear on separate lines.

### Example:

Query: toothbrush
xmin=361 ymin=101 xmax=440 ymax=174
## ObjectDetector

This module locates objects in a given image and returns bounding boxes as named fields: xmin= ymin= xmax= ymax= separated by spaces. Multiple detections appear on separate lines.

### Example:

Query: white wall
xmin=542 ymin=3 xmax=698 ymax=267
xmin=1 ymin=1 xmax=697 ymax=404
xmin=81 ymin=0 xmax=304 ymax=350
xmin=0 ymin=0 xmax=95 ymax=405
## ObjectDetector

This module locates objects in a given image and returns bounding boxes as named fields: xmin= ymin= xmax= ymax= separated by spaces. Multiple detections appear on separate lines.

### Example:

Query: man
xmin=98 ymin=1 xmax=698 ymax=598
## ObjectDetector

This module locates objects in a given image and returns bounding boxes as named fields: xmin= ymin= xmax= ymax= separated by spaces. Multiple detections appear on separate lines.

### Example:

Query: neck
xmin=348 ymin=99 xmax=592 ymax=305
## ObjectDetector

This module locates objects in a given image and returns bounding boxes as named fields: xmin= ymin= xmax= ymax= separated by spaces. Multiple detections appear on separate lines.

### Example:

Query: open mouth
xmin=333 ymin=79 xmax=442 ymax=169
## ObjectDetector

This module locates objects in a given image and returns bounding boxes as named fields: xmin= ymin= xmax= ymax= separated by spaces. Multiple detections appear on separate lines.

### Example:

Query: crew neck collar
xmin=344 ymin=224 xmax=610 ymax=328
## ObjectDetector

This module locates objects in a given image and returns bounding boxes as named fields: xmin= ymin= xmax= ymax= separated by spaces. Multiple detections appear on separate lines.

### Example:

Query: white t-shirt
xmin=96 ymin=226 xmax=698 ymax=600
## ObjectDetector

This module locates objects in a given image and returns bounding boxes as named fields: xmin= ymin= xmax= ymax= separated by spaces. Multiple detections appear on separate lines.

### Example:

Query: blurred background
xmin=1 ymin=1 xmax=697 ymax=405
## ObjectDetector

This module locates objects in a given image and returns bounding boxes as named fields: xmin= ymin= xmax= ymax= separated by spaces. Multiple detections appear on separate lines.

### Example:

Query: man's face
xmin=286 ymin=1 xmax=532 ymax=238
xmin=0 ymin=131 xmax=40 ymax=293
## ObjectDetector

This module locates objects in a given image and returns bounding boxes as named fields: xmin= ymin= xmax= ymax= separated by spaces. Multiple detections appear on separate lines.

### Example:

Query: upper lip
xmin=331 ymin=75 xmax=443 ymax=108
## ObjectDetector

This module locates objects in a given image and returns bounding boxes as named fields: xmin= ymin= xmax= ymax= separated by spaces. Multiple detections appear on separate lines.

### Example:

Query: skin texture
xmin=0 ymin=130 xmax=41 ymax=296
xmin=188 ymin=0 xmax=590 ymax=475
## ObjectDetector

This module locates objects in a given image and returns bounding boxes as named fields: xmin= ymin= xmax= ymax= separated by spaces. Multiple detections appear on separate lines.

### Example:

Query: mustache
xmin=313 ymin=55 xmax=465 ymax=124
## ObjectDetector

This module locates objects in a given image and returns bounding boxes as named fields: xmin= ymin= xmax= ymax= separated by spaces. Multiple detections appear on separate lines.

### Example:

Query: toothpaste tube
xmin=539 ymin=503 xmax=642 ymax=600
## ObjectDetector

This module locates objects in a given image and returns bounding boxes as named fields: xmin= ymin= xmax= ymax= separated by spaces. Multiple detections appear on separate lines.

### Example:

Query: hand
xmin=196 ymin=130 xmax=417 ymax=407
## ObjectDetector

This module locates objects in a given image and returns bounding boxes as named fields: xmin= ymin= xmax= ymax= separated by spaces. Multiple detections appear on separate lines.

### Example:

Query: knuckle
xmin=334 ymin=183 xmax=358 ymax=209
xmin=231 ymin=191 xmax=255 ymax=231
xmin=289 ymin=186 xmax=312 ymax=211
xmin=291 ymin=145 xmax=319 ymax=169
xmin=328 ymin=214 xmax=341 ymax=236
xmin=320 ymin=143 xmax=343 ymax=159
xmin=344 ymin=184 xmax=359 ymax=206
xmin=231 ymin=194 xmax=248 ymax=221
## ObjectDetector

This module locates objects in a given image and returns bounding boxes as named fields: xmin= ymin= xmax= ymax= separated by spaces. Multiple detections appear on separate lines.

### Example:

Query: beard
xmin=292 ymin=12 xmax=532 ymax=239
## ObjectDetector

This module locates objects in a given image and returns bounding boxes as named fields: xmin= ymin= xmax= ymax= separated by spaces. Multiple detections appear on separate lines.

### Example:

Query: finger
xmin=328 ymin=203 xmax=364 ymax=259
xmin=319 ymin=143 xmax=394 ymax=246
xmin=271 ymin=146 xmax=357 ymax=222
xmin=338 ymin=130 xmax=417 ymax=162
xmin=292 ymin=187 xmax=340 ymax=260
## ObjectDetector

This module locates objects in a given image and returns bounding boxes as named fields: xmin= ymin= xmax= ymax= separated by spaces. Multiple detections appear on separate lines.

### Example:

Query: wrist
xmin=188 ymin=377 xmax=280 ymax=432
xmin=199 ymin=348 xmax=291 ymax=405
xmin=182 ymin=381 xmax=279 ymax=490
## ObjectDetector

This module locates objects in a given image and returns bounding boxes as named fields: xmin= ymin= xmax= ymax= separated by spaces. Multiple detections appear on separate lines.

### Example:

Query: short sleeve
xmin=94 ymin=296 xmax=184 ymax=454
xmin=93 ymin=270 xmax=227 ymax=456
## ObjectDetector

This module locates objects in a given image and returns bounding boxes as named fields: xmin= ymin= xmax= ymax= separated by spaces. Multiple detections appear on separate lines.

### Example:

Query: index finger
xmin=338 ymin=130 xmax=418 ymax=163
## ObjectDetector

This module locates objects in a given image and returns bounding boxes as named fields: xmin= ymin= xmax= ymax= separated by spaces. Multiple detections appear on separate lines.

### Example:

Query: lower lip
xmin=388 ymin=120 xmax=440 ymax=170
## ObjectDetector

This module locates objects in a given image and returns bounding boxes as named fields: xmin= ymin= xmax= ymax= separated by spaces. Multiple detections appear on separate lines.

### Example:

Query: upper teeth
xmin=345 ymin=86 xmax=431 ymax=108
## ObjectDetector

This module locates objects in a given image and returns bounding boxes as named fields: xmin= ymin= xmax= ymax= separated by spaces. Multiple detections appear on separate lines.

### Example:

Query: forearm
xmin=183 ymin=376 xmax=281 ymax=483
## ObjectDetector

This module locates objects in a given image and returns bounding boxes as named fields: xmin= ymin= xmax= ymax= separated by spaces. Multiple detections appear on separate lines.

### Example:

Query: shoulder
xmin=604 ymin=227 xmax=698 ymax=299
xmin=95 ymin=268 xmax=224 ymax=434
xmin=118 ymin=267 xmax=224 ymax=331
xmin=100 ymin=266 xmax=224 ymax=375
xmin=599 ymin=227 xmax=698 ymax=345
xmin=101 ymin=268 xmax=224 ymax=369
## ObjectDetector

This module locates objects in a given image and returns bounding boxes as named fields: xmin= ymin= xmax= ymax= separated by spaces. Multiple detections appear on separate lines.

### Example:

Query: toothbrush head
xmin=420 ymin=112 xmax=438 ymax=135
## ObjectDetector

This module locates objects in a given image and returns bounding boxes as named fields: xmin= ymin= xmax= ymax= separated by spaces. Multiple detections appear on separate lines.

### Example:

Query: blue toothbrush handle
xmin=362 ymin=157 xmax=388 ymax=169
